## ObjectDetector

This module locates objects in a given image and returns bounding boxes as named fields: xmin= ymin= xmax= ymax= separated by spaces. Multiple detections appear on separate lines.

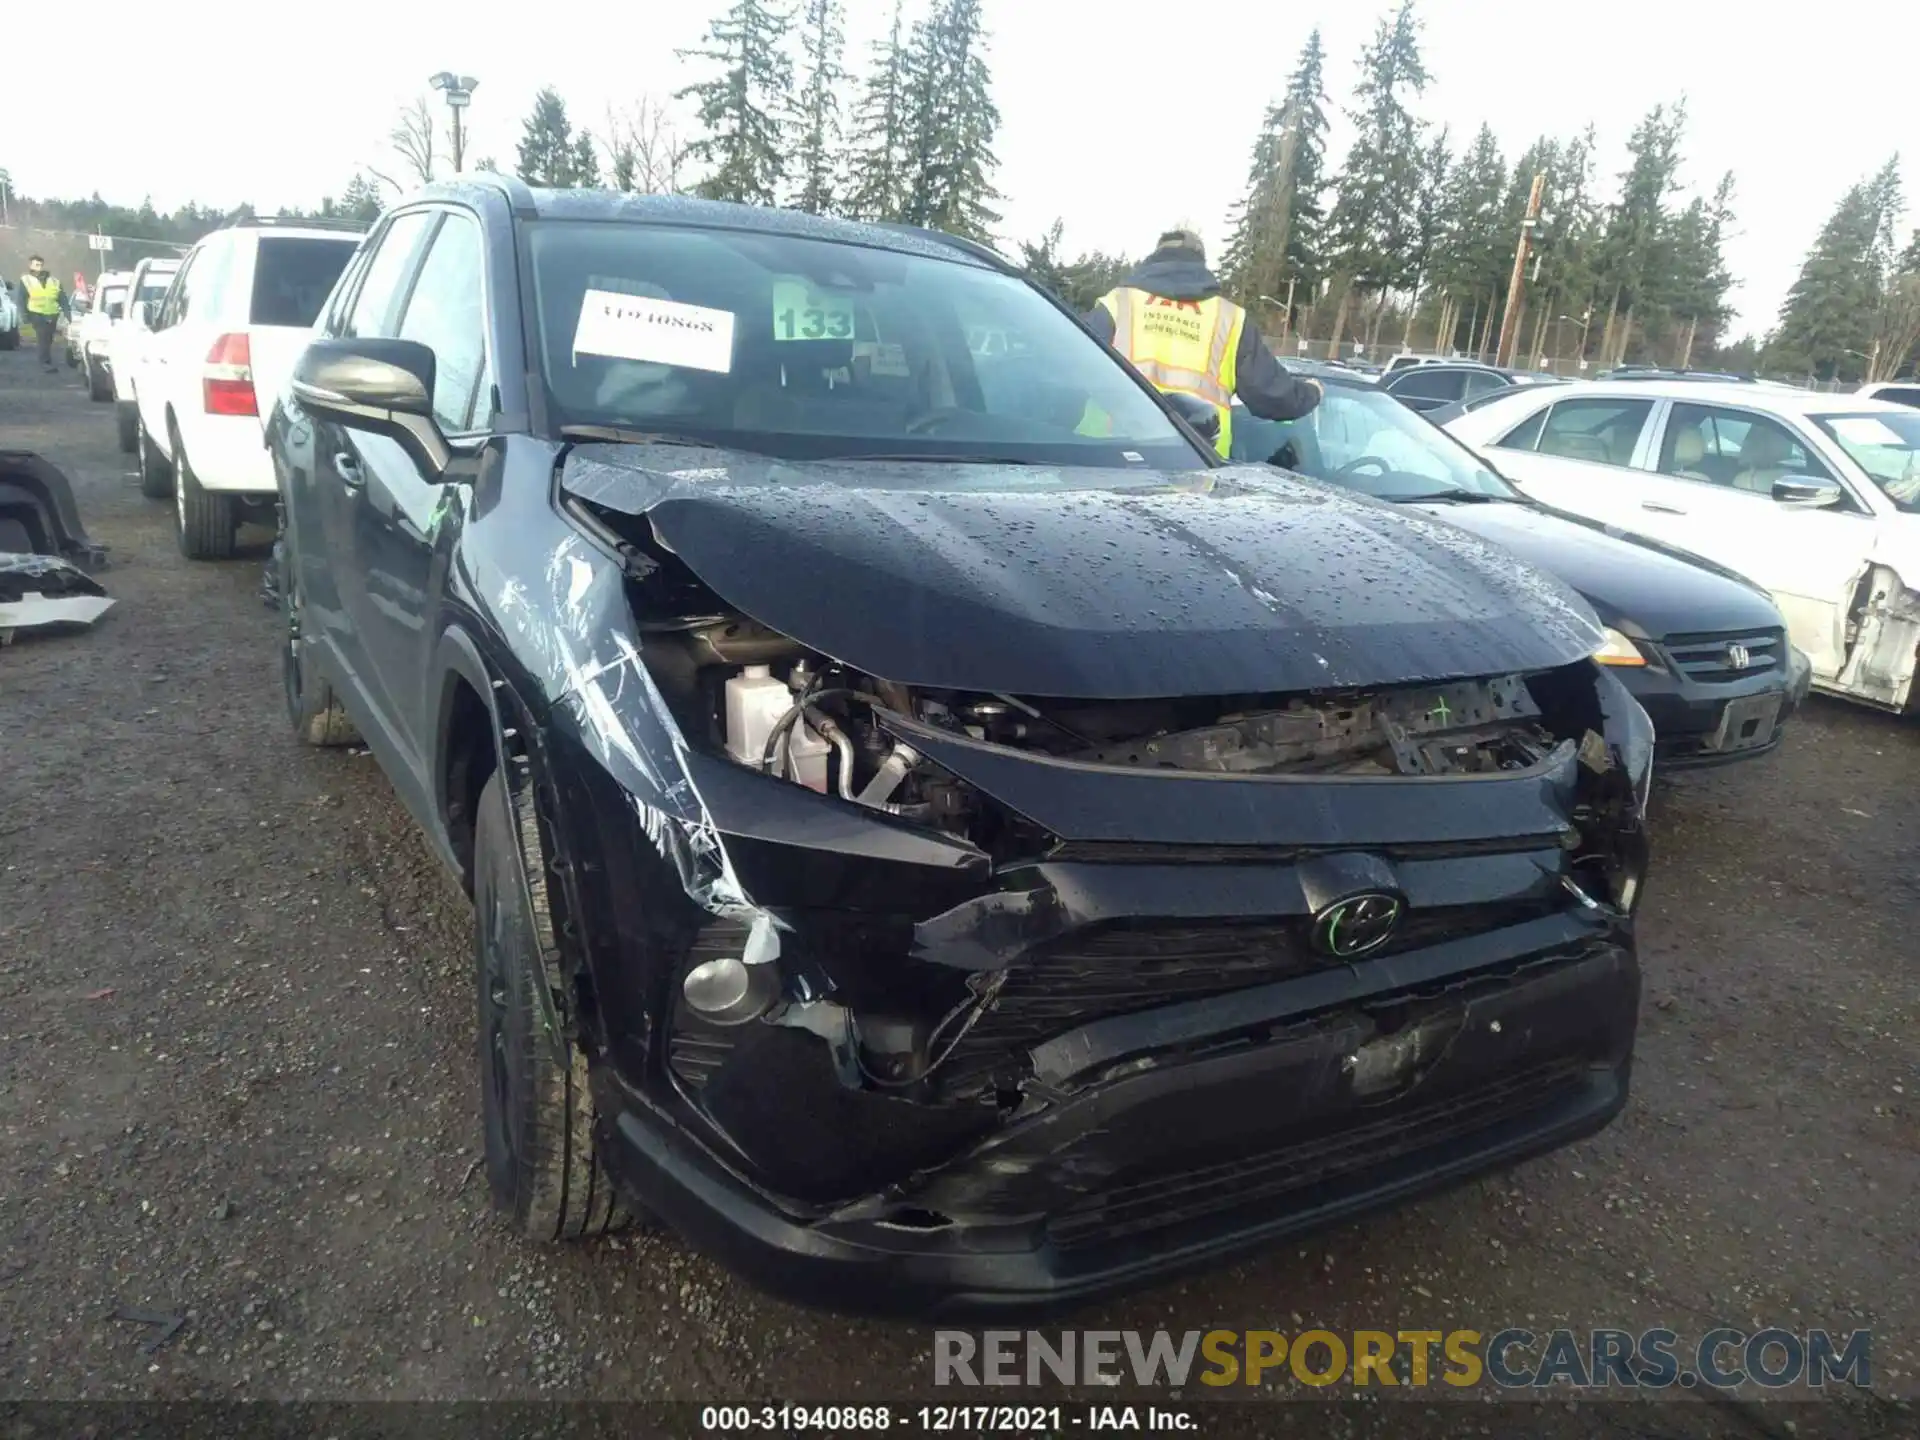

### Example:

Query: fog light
xmin=683 ymin=956 xmax=779 ymax=1026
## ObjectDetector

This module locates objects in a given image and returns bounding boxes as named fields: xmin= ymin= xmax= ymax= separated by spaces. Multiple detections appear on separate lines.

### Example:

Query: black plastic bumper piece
xmin=595 ymin=936 xmax=1636 ymax=1319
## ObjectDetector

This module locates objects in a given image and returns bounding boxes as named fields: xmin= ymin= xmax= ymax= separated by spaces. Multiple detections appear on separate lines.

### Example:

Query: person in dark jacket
xmin=1085 ymin=227 xmax=1319 ymax=456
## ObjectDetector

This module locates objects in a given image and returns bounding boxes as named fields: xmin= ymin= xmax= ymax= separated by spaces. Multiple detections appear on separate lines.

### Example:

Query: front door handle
xmin=1641 ymin=501 xmax=1686 ymax=515
xmin=334 ymin=452 xmax=365 ymax=488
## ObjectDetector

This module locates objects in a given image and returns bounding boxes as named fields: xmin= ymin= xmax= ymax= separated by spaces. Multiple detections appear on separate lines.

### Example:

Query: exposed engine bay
xmin=643 ymin=613 xmax=1564 ymax=849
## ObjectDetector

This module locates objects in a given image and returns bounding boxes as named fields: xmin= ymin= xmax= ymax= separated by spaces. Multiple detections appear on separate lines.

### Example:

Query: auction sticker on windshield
xmin=573 ymin=289 xmax=735 ymax=373
xmin=772 ymin=277 xmax=855 ymax=340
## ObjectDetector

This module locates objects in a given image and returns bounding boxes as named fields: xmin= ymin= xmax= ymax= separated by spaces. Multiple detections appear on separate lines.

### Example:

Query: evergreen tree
xmin=571 ymin=131 xmax=600 ymax=188
xmin=1323 ymin=1 xmax=1430 ymax=307
xmin=1431 ymin=123 xmax=1507 ymax=352
xmin=899 ymin=0 xmax=1000 ymax=241
xmin=676 ymin=0 xmax=793 ymax=207
xmin=1592 ymin=102 xmax=1688 ymax=364
xmin=517 ymin=88 xmax=592 ymax=188
xmin=1771 ymin=159 xmax=1902 ymax=381
xmin=338 ymin=173 xmax=384 ymax=222
xmin=790 ymin=0 xmax=846 ymax=214
xmin=1219 ymin=29 xmax=1330 ymax=307
xmin=842 ymin=0 xmax=912 ymax=221
xmin=1019 ymin=219 xmax=1071 ymax=301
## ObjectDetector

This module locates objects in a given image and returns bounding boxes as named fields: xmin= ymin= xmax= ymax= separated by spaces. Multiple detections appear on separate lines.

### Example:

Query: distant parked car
xmin=1444 ymin=380 xmax=1920 ymax=713
xmin=1233 ymin=378 xmax=1810 ymax=766
xmin=75 ymin=269 xmax=132 ymax=401
xmin=1380 ymin=361 xmax=1568 ymax=413
xmin=126 ymin=217 xmax=364 ymax=558
xmin=112 ymin=256 xmax=184 ymax=452
xmin=1854 ymin=381 xmax=1920 ymax=410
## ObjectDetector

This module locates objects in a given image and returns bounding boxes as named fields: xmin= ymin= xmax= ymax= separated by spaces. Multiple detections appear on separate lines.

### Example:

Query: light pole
xmin=429 ymin=72 xmax=479 ymax=173
xmin=1558 ymin=309 xmax=1593 ymax=370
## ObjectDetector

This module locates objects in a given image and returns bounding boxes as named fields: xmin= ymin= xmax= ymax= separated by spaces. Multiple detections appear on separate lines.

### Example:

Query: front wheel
xmin=87 ymin=360 xmax=111 ymax=402
xmin=0 ymin=328 xmax=17 ymax=352
xmin=474 ymin=769 xmax=634 ymax=1242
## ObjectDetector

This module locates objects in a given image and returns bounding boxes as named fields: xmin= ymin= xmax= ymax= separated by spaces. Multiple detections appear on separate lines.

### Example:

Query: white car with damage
xmin=1443 ymin=380 xmax=1920 ymax=713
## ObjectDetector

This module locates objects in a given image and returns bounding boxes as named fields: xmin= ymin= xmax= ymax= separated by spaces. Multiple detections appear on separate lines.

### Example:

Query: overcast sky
xmin=6 ymin=0 xmax=1915 ymax=338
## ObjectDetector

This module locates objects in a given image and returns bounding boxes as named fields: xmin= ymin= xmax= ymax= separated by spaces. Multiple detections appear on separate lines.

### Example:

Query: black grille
xmin=1660 ymin=627 xmax=1784 ymax=683
xmin=944 ymin=900 xmax=1560 ymax=1083
xmin=1048 ymin=1058 xmax=1587 ymax=1249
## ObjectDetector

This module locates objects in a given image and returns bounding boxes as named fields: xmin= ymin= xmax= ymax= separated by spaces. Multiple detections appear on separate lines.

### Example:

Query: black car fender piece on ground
xmin=0 ymin=449 xmax=109 ymax=568
xmin=0 ymin=451 xmax=114 ymax=642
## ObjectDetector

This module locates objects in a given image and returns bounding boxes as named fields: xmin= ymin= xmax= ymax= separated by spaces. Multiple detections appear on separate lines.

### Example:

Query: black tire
xmin=474 ymin=769 xmax=633 ymax=1241
xmin=137 ymin=411 xmax=172 ymax=498
xmin=116 ymin=401 xmax=138 ymax=453
xmin=173 ymin=429 xmax=237 ymax=560
xmin=280 ymin=536 xmax=360 ymax=747
xmin=87 ymin=361 xmax=111 ymax=402
xmin=0 ymin=328 xmax=17 ymax=351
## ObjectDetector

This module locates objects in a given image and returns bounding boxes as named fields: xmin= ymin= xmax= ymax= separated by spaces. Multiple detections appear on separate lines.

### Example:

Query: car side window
xmin=1659 ymin=404 xmax=1837 ymax=495
xmin=158 ymin=251 xmax=198 ymax=329
xmin=394 ymin=214 xmax=492 ymax=433
xmin=1463 ymin=370 xmax=1510 ymax=399
xmin=1516 ymin=397 xmax=1653 ymax=467
xmin=1389 ymin=368 xmax=1466 ymax=401
xmin=344 ymin=212 xmax=435 ymax=340
xmin=321 ymin=247 xmax=371 ymax=337
xmin=1876 ymin=387 xmax=1920 ymax=410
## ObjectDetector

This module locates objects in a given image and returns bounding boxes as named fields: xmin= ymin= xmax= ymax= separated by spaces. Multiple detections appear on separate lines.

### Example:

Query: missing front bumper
xmin=595 ymin=932 xmax=1636 ymax=1316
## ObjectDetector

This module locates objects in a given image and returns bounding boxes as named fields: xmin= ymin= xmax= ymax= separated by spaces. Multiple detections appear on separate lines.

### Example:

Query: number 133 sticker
xmin=772 ymin=278 xmax=855 ymax=340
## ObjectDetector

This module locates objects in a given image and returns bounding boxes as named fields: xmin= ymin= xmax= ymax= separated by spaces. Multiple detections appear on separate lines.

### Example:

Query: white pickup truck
xmin=125 ymin=218 xmax=364 ymax=559
xmin=74 ymin=269 xmax=132 ymax=401
xmin=113 ymin=256 xmax=184 ymax=452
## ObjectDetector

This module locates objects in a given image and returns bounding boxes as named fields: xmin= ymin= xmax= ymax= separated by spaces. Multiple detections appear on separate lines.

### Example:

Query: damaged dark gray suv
xmin=267 ymin=176 xmax=1652 ymax=1316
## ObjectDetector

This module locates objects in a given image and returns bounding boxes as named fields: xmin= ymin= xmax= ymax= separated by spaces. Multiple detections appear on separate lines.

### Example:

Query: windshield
xmin=136 ymin=268 xmax=177 ymax=305
xmin=1810 ymin=411 xmax=1920 ymax=510
xmin=526 ymin=221 xmax=1196 ymax=467
xmin=1230 ymin=382 xmax=1519 ymax=500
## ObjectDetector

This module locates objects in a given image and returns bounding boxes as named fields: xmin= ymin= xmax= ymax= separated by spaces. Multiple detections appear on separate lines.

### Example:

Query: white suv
xmin=113 ymin=256 xmax=184 ymax=451
xmin=127 ymin=219 xmax=364 ymax=558
xmin=1444 ymin=381 xmax=1920 ymax=713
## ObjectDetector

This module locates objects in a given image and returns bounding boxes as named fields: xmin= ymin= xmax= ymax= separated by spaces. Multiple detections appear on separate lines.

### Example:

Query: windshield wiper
xmin=559 ymin=424 xmax=731 ymax=449
xmin=1392 ymin=489 xmax=1507 ymax=504
xmin=818 ymin=452 xmax=1049 ymax=466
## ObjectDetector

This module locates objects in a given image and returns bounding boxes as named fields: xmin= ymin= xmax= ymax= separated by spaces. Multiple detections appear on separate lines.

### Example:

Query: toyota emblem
xmin=1726 ymin=643 xmax=1753 ymax=670
xmin=1311 ymin=892 xmax=1404 ymax=959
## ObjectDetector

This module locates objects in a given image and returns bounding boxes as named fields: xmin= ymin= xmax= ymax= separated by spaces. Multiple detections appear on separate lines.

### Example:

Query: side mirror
xmin=290 ymin=337 xmax=449 ymax=477
xmin=1772 ymin=474 xmax=1842 ymax=509
xmin=1162 ymin=391 xmax=1221 ymax=445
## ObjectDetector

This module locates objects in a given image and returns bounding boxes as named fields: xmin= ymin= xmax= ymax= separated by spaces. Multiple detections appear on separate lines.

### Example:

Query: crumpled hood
xmin=1120 ymin=247 xmax=1221 ymax=302
xmin=1422 ymin=499 xmax=1786 ymax=637
xmin=562 ymin=444 xmax=1605 ymax=699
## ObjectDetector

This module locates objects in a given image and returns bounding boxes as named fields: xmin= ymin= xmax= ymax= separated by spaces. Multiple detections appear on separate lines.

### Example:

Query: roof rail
xmin=233 ymin=214 xmax=370 ymax=233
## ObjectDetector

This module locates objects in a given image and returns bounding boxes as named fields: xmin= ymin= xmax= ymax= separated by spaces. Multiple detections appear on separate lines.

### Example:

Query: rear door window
xmin=1507 ymin=397 xmax=1653 ymax=466
xmin=251 ymin=236 xmax=361 ymax=329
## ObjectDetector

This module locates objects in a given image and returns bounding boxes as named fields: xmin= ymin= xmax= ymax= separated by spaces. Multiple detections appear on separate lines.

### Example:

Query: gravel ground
xmin=2 ymin=349 xmax=1916 ymax=1436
